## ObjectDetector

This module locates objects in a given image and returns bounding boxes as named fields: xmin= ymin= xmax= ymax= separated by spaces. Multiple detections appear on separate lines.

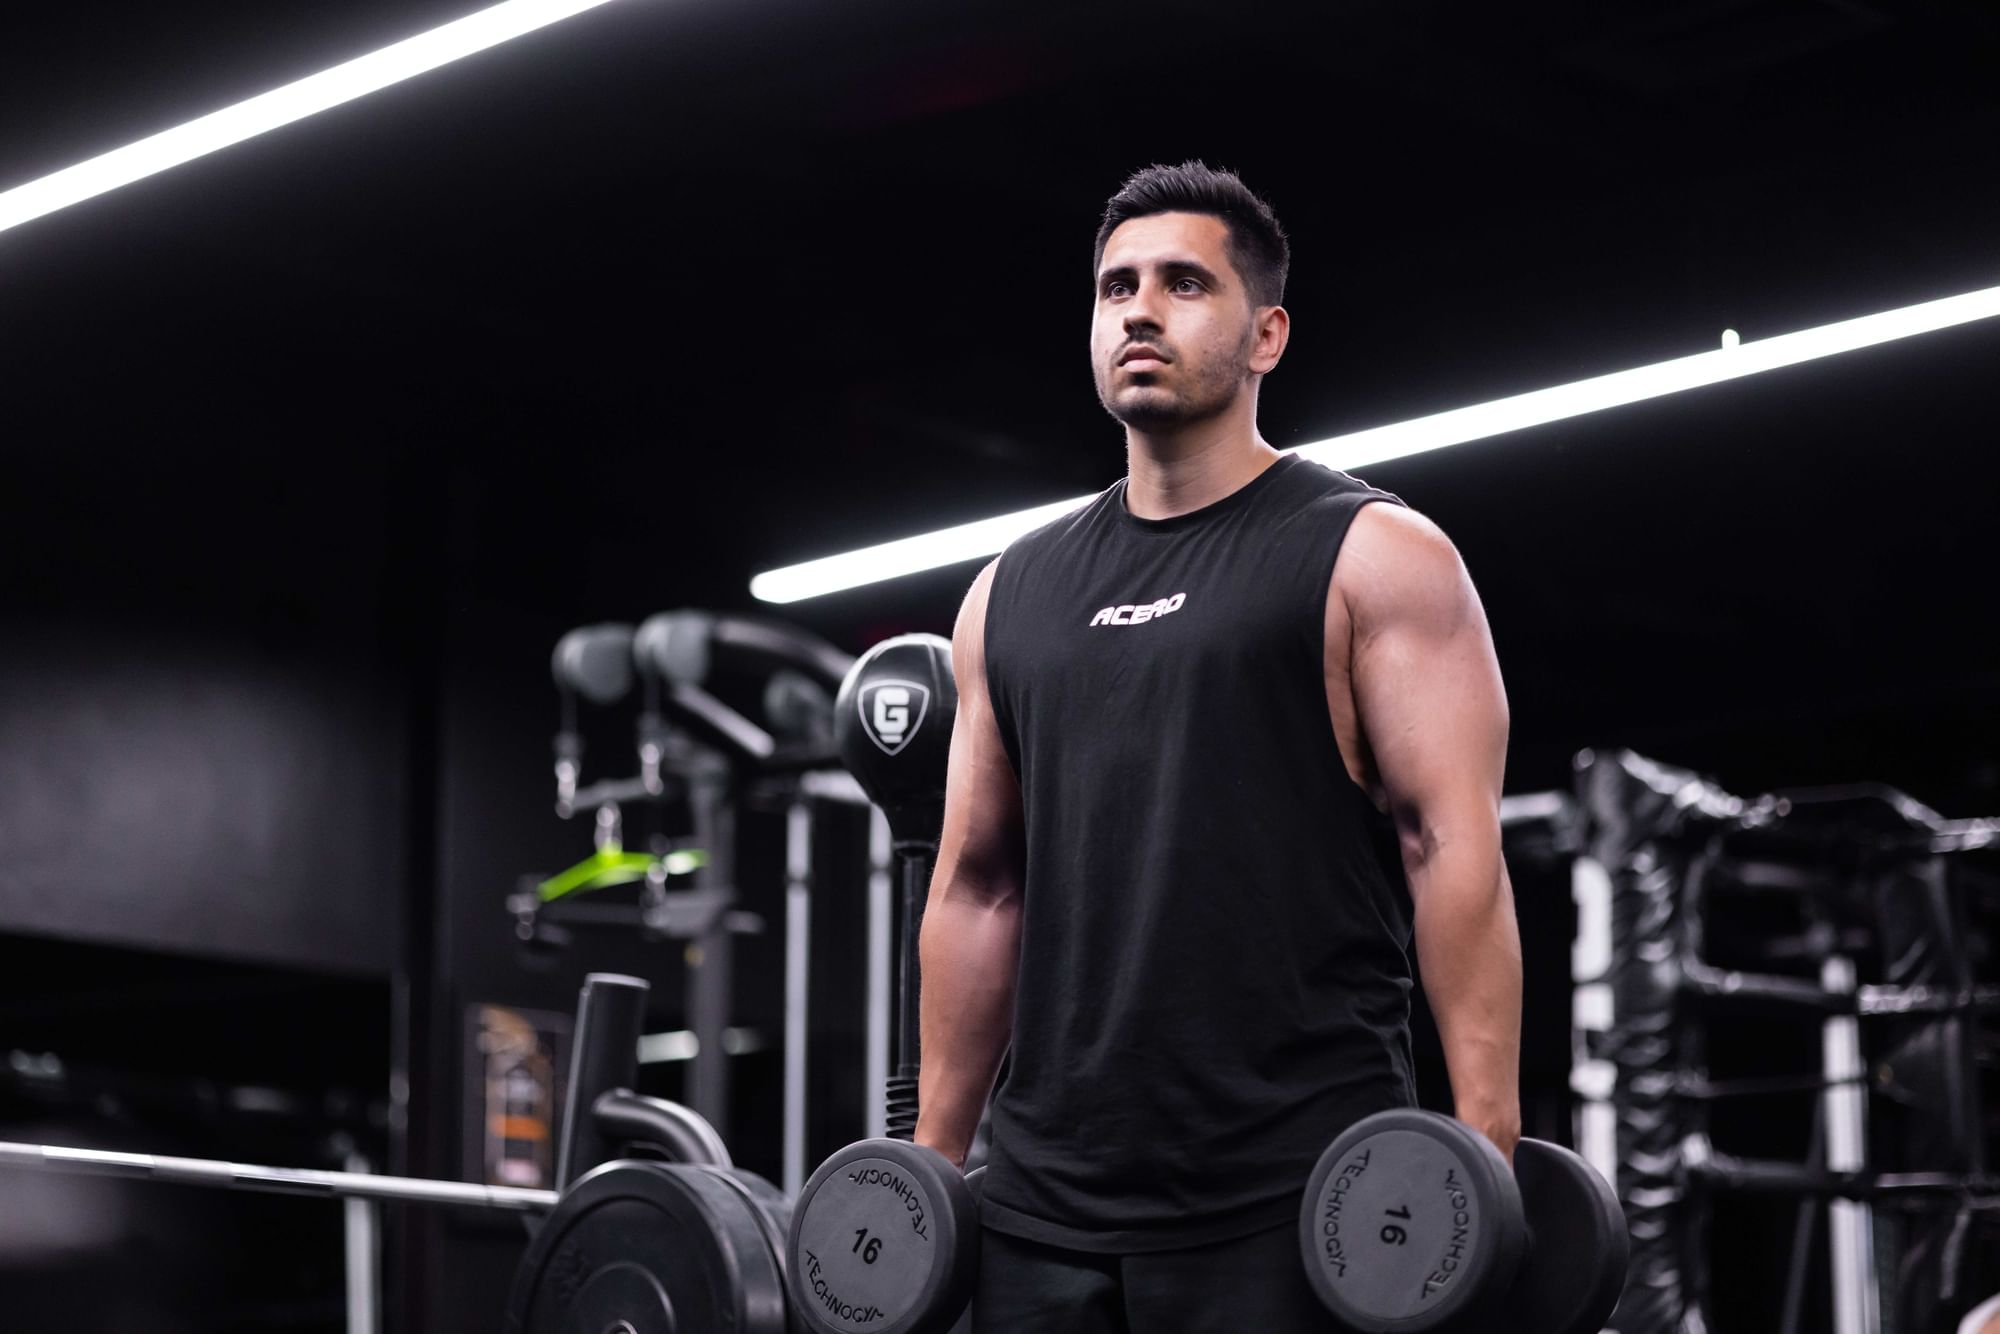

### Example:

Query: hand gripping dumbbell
xmin=784 ymin=634 xmax=986 ymax=1334
xmin=1298 ymin=1108 xmax=1629 ymax=1334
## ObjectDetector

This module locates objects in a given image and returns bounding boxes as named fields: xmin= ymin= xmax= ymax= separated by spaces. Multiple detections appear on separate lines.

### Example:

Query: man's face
xmin=1090 ymin=211 xmax=1263 ymax=432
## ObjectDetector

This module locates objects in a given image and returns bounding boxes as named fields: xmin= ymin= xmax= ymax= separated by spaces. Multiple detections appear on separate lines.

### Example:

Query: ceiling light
xmin=750 ymin=280 xmax=2000 ymax=604
xmin=0 ymin=0 xmax=630 ymax=236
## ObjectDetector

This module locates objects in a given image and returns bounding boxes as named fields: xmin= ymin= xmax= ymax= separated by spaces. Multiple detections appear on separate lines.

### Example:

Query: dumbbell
xmin=1298 ymin=1108 xmax=1629 ymax=1333
xmin=788 ymin=1145 xmax=984 ymax=1334
xmin=784 ymin=633 xmax=986 ymax=1334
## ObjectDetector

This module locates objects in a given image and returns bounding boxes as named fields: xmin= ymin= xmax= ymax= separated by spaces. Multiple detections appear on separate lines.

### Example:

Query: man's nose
xmin=1123 ymin=283 xmax=1165 ymax=333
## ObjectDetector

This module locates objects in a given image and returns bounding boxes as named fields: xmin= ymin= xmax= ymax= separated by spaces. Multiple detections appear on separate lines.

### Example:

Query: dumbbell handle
xmin=896 ymin=846 xmax=929 ymax=1076
xmin=0 ymin=1139 xmax=557 ymax=1211
xmin=886 ymin=842 xmax=932 ymax=1141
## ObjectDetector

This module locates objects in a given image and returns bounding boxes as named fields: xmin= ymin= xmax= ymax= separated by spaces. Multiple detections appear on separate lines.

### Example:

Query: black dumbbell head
xmin=786 ymin=1138 xmax=979 ymax=1334
xmin=1298 ymin=1108 xmax=1528 ymax=1333
xmin=1506 ymin=1139 xmax=1629 ymax=1334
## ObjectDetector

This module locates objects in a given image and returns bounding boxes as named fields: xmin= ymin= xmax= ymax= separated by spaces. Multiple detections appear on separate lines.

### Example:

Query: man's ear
xmin=1249 ymin=304 xmax=1290 ymax=375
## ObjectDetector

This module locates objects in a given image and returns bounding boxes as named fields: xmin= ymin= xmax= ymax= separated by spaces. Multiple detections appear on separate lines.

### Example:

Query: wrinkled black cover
xmin=1868 ymin=849 xmax=1984 ymax=1332
xmin=1578 ymin=749 xmax=1741 ymax=1334
xmin=1580 ymin=755 xmax=1996 ymax=1334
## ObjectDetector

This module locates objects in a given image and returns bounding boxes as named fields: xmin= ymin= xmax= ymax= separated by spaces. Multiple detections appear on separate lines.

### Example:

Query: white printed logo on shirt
xmin=1088 ymin=593 xmax=1187 ymax=627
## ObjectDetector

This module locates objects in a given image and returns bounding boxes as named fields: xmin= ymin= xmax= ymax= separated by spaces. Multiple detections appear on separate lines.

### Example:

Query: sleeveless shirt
xmin=978 ymin=452 xmax=1418 ymax=1252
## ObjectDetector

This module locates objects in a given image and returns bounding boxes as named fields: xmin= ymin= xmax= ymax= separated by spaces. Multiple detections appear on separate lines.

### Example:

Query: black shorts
xmin=971 ymin=1220 xmax=1332 ymax=1333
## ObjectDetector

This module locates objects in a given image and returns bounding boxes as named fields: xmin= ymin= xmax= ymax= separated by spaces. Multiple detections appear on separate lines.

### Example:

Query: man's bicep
xmin=936 ymin=560 xmax=1025 ymax=899
xmin=1346 ymin=509 xmax=1509 ymax=845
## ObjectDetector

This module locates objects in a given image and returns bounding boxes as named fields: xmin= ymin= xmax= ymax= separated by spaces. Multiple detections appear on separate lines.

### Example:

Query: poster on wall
xmin=463 ymin=1003 xmax=570 ymax=1190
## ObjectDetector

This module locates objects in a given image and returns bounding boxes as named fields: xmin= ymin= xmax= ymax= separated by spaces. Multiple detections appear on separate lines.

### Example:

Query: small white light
xmin=752 ymin=280 xmax=2000 ymax=603
xmin=1721 ymin=328 xmax=1741 ymax=349
xmin=637 ymin=1030 xmax=699 ymax=1064
xmin=0 ymin=0 xmax=633 ymax=236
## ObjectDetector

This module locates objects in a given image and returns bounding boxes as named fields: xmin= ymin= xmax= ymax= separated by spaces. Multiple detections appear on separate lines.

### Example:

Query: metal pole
xmin=1821 ymin=955 xmax=1881 ymax=1334
xmin=343 ymin=1150 xmax=381 ymax=1334
xmin=865 ymin=807 xmax=892 ymax=1140
xmin=0 ymin=1141 xmax=558 ymax=1211
xmin=784 ymin=797 xmax=813 ymax=1196
xmin=1570 ymin=854 xmax=1619 ymax=1184
xmin=687 ymin=758 xmax=734 ymax=1130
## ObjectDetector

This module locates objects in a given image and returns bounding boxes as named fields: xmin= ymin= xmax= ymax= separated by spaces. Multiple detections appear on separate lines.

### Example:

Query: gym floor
xmin=1 ymin=2 xmax=1996 ymax=1331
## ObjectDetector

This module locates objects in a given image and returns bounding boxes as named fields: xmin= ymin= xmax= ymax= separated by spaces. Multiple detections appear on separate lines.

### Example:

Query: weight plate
xmin=1298 ymin=1109 xmax=1527 ymax=1333
xmin=786 ymin=1139 xmax=979 ymax=1334
xmin=1507 ymin=1139 xmax=1629 ymax=1334
xmin=701 ymin=1166 xmax=806 ymax=1334
xmin=507 ymin=1159 xmax=789 ymax=1334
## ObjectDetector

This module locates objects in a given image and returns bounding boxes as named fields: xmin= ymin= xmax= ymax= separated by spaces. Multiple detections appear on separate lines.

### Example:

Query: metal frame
xmin=0 ymin=1140 xmax=558 ymax=1210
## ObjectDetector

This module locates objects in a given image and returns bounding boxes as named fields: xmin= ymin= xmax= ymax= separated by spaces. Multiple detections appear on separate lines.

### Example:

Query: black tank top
xmin=979 ymin=453 xmax=1417 ymax=1252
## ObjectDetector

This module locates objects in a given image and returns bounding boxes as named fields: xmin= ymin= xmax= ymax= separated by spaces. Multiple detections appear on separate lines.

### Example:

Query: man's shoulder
xmin=1335 ymin=501 xmax=1472 ymax=631
xmin=1346 ymin=496 xmax=1450 ymax=553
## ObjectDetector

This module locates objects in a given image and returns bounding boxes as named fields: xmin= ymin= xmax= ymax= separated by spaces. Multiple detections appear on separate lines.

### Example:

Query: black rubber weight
xmin=942 ymin=1168 xmax=986 ymax=1334
xmin=786 ymin=1139 xmax=980 ymax=1334
xmin=1506 ymin=1140 xmax=1630 ymax=1334
xmin=1298 ymin=1109 xmax=1527 ymax=1333
xmin=506 ymin=1159 xmax=790 ymax=1334
xmin=701 ymin=1166 xmax=805 ymax=1334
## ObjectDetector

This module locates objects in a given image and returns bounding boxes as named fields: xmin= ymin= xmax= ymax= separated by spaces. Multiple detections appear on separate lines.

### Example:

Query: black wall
xmin=0 ymin=454 xmax=408 ymax=973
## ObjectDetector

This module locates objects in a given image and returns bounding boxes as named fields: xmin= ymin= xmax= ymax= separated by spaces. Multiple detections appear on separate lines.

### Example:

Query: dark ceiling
xmin=3 ymin=0 xmax=1997 ymax=802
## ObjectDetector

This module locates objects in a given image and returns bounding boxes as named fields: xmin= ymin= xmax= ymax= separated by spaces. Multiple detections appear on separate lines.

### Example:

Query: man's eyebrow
xmin=1159 ymin=258 xmax=1222 ymax=285
xmin=1096 ymin=258 xmax=1224 ymax=287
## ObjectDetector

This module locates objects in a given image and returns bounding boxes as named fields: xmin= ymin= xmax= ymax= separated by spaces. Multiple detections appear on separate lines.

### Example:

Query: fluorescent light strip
xmin=750 ymin=280 xmax=2000 ymax=603
xmin=0 ymin=0 xmax=630 ymax=236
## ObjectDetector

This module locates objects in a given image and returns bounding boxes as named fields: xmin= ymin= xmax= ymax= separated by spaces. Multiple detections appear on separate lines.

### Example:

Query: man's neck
xmin=1123 ymin=416 xmax=1281 ymax=521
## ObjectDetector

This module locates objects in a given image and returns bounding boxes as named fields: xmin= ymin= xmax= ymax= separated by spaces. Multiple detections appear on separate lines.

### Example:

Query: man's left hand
xmin=1458 ymin=1106 xmax=1521 ymax=1166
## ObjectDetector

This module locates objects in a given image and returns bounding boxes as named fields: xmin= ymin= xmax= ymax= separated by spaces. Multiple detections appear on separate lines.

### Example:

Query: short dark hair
xmin=1092 ymin=161 xmax=1290 ymax=309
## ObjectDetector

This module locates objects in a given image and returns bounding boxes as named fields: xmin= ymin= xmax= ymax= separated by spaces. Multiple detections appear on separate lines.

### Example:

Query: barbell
xmin=0 ymin=973 xmax=803 ymax=1334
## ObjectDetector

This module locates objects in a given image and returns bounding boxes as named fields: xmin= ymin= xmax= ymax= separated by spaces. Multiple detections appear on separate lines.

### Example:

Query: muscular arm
xmin=1332 ymin=504 xmax=1522 ymax=1159
xmin=914 ymin=559 xmax=1027 ymax=1168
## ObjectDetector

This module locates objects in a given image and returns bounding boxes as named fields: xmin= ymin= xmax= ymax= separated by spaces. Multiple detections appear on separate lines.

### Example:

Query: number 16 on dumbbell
xmin=1299 ymin=1108 xmax=1629 ymax=1334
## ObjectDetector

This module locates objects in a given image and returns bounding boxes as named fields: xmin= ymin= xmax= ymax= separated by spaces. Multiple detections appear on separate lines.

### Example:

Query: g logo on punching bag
xmin=859 ymin=680 xmax=930 ymax=756
xmin=835 ymin=633 xmax=954 ymax=847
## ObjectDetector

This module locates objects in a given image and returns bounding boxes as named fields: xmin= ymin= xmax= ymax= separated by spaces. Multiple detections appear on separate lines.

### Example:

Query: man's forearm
xmin=914 ymin=886 xmax=1021 ymax=1167
xmin=1409 ymin=846 xmax=1522 ymax=1152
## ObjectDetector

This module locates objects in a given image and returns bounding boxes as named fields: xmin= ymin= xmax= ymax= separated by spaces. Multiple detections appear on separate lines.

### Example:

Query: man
xmin=915 ymin=161 xmax=1522 ymax=1331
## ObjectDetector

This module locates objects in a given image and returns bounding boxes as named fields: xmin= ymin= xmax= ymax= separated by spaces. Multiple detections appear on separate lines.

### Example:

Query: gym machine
xmin=524 ymin=609 xmax=890 ymax=1192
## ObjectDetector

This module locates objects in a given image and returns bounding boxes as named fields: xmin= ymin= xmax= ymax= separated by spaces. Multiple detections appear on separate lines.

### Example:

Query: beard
xmin=1093 ymin=330 xmax=1252 ymax=431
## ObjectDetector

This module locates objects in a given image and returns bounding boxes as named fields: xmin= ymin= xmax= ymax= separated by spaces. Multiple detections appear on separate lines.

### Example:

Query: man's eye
xmin=1172 ymin=277 xmax=1202 ymax=293
xmin=1103 ymin=282 xmax=1130 ymax=298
